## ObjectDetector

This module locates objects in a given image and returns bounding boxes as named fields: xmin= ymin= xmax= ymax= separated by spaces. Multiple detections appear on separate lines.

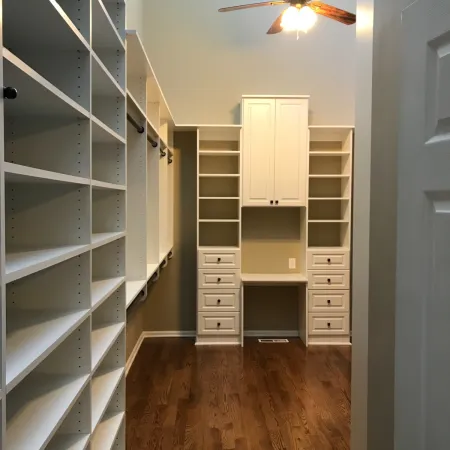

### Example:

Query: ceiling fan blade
xmin=219 ymin=1 xmax=286 ymax=13
xmin=308 ymin=1 xmax=356 ymax=25
xmin=267 ymin=12 xmax=284 ymax=34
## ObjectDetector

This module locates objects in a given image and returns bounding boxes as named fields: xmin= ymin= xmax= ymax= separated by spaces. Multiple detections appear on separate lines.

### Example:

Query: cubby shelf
xmin=92 ymin=180 xmax=126 ymax=191
xmin=92 ymin=0 xmax=125 ymax=52
xmin=46 ymin=434 xmax=90 ymax=450
xmin=308 ymin=197 xmax=350 ymax=200
xmin=3 ymin=50 xmax=90 ymax=119
xmin=92 ymin=232 xmax=126 ymax=249
xmin=92 ymin=277 xmax=126 ymax=311
xmin=198 ymin=151 xmax=240 ymax=156
xmin=126 ymin=280 xmax=147 ymax=308
xmin=308 ymin=220 xmax=349 ymax=223
xmin=127 ymin=90 xmax=147 ymax=119
xmin=92 ymin=368 xmax=124 ymax=430
xmin=308 ymin=174 xmax=350 ymax=178
xmin=92 ymin=116 xmax=127 ymax=145
xmin=92 ymin=323 xmax=125 ymax=372
xmin=5 ymin=245 xmax=90 ymax=284
xmin=146 ymin=263 xmax=159 ymax=280
xmin=92 ymin=52 xmax=126 ymax=98
xmin=199 ymin=197 xmax=239 ymax=200
xmin=309 ymin=151 xmax=351 ymax=155
xmin=91 ymin=412 xmax=125 ymax=450
xmin=6 ymin=309 xmax=90 ymax=393
xmin=199 ymin=219 xmax=240 ymax=223
xmin=7 ymin=373 xmax=90 ymax=450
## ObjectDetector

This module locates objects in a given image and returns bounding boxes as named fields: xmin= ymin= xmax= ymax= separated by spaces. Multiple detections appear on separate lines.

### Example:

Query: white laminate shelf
xmin=92 ymin=52 xmax=125 ymax=98
xmin=5 ymin=244 xmax=91 ymax=284
xmin=126 ymin=280 xmax=147 ymax=309
xmin=198 ymin=151 xmax=240 ymax=156
xmin=6 ymin=309 xmax=90 ymax=393
xmin=91 ymin=232 xmax=126 ymax=250
xmin=199 ymin=174 xmax=240 ymax=178
xmin=199 ymin=197 xmax=240 ymax=200
xmin=7 ymin=373 xmax=90 ymax=450
xmin=92 ymin=116 xmax=127 ymax=145
xmin=308 ymin=220 xmax=349 ymax=223
xmin=199 ymin=219 xmax=240 ymax=223
xmin=46 ymin=434 xmax=91 ymax=450
xmin=92 ymin=323 xmax=125 ymax=372
xmin=308 ymin=197 xmax=350 ymax=201
xmin=241 ymin=273 xmax=308 ymax=284
xmin=4 ymin=163 xmax=90 ymax=186
xmin=309 ymin=152 xmax=351 ymax=156
xmin=92 ymin=0 xmax=125 ymax=51
xmin=92 ymin=179 xmax=126 ymax=191
xmin=127 ymin=90 xmax=147 ymax=119
xmin=146 ymin=263 xmax=158 ymax=281
xmin=91 ymin=412 xmax=125 ymax=450
xmin=92 ymin=368 xmax=125 ymax=430
xmin=92 ymin=277 xmax=126 ymax=311
xmin=3 ymin=49 xmax=90 ymax=119
xmin=308 ymin=174 xmax=350 ymax=178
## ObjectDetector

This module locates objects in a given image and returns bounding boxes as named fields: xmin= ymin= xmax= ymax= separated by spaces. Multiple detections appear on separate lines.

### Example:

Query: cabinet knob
xmin=270 ymin=200 xmax=273 ymax=205
xmin=217 ymin=322 xmax=221 ymax=327
xmin=217 ymin=299 xmax=221 ymax=304
xmin=217 ymin=278 xmax=221 ymax=283
xmin=327 ymin=322 xmax=331 ymax=328
xmin=327 ymin=278 xmax=331 ymax=283
xmin=275 ymin=200 xmax=279 ymax=205
xmin=327 ymin=299 xmax=331 ymax=305
xmin=217 ymin=257 xmax=221 ymax=263
xmin=3 ymin=86 xmax=18 ymax=99
xmin=327 ymin=258 xmax=331 ymax=263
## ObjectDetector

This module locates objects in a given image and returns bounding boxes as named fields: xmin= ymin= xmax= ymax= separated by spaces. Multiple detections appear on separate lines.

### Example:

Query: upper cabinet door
xmin=242 ymin=98 xmax=276 ymax=206
xmin=274 ymin=98 xmax=308 ymax=206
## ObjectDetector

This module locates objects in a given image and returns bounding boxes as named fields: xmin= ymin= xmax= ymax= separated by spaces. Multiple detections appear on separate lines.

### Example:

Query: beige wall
xmin=140 ymin=0 xmax=356 ymax=125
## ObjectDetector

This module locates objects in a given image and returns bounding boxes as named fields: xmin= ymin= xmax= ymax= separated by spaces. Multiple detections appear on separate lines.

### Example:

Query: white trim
xmin=142 ymin=331 xmax=196 ymax=338
xmin=125 ymin=332 xmax=145 ymax=376
xmin=242 ymin=94 xmax=310 ymax=99
xmin=244 ymin=330 xmax=300 ymax=337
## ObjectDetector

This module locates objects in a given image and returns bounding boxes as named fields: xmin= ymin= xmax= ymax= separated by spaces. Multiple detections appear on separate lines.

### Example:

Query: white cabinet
xmin=242 ymin=97 xmax=308 ymax=207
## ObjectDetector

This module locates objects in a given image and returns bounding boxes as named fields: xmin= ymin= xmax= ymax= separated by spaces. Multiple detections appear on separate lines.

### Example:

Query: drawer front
xmin=198 ymin=289 xmax=240 ymax=311
xmin=308 ymin=270 xmax=350 ymax=290
xmin=308 ymin=313 xmax=349 ymax=335
xmin=198 ymin=312 xmax=240 ymax=335
xmin=308 ymin=290 xmax=349 ymax=312
xmin=307 ymin=250 xmax=349 ymax=270
xmin=198 ymin=249 xmax=240 ymax=269
xmin=198 ymin=269 xmax=240 ymax=289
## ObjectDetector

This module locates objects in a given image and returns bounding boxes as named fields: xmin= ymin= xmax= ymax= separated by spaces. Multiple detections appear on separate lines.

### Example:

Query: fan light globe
xmin=281 ymin=5 xmax=318 ymax=33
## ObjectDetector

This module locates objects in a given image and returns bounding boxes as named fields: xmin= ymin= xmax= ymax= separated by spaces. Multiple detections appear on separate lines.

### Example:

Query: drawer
xmin=307 ymin=249 xmax=349 ymax=270
xmin=198 ymin=289 xmax=240 ymax=311
xmin=198 ymin=249 xmax=240 ymax=269
xmin=308 ymin=290 xmax=349 ymax=312
xmin=308 ymin=313 xmax=349 ymax=335
xmin=198 ymin=269 xmax=240 ymax=289
xmin=198 ymin=312 xmax=240 ymax=335
xmin=307 ymin=270 xmax=350 ymax=290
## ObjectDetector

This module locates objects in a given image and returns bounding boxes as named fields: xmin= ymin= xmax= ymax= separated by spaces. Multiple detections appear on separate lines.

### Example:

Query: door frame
xmin=352 ymin=0 xmax=402 ymax=449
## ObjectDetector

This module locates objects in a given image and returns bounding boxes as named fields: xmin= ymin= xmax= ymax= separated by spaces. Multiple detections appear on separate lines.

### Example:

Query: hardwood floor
xmin=126 ymin=338 xmax=351 ymax=450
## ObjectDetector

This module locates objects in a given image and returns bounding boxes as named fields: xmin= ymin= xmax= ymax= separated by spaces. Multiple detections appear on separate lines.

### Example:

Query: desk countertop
xmin=241 ymin=273 xmax=308 ymax=284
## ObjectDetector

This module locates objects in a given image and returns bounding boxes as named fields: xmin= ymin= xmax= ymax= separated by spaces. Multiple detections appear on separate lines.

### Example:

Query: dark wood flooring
xmin=126 ymin=338 xmax=351 ymax=450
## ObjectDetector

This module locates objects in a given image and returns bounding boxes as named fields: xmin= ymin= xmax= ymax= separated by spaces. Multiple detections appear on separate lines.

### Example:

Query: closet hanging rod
xmin=127 ymin=113 xmax=158 ymax=148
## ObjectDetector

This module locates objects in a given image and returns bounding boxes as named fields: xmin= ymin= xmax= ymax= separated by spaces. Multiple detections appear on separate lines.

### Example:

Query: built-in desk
xmin=241 ymin=273 xmax=308 ymax=347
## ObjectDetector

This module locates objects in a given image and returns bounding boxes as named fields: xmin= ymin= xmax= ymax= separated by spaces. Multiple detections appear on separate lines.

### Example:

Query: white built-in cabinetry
xmin=242 ymin=96 xmax=308 ymax=207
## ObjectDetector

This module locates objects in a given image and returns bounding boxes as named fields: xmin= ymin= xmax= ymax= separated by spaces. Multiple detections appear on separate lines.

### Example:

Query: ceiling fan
xmin=219 ymin=1 xmax=356 ymax=34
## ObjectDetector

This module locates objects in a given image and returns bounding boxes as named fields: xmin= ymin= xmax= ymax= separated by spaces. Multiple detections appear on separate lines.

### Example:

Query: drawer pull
xmin=327 ymin=299 xmax=331 ymax=304
xmin=217 ymin=299 xmax=221 ymax=304
xmin=217 ymin=278 xmax=221 ymax=283
xmin=327 ymin=322 xmax=331 ymax=328
xmin=327 ymin=258 xmax=331 ymax=263
xmin=217 ymin=322 xmax=221 ymax=327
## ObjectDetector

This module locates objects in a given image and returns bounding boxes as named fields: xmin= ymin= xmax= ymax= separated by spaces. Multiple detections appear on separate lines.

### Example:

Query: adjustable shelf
xmin=126 ymin=280 xmax=147 ymax=309
xmin=92 ymin=116 xmax=127 ymax=144
xmin=199 ymin=174 xmax=240 ymax=178
xmin=308 ymin=199 xmax=350 ymax=221
xmin=92 ymin=52 xmax=125 ymax=98
xmin=92 ymin=187 xmax=126 ymax=237
xmin=199 ymin=198 xmax=239 ymax=220
xmin=92 ymin=277 xmax=125 ymax=311
xmin=6 ymin=319 xmax=91 ymax=450
xmin=199 ymin=221 xmax=240 ymax=248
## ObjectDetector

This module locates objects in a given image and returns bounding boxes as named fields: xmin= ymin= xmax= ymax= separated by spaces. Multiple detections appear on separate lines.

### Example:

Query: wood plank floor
xmin=126 ymin=338 xmax=351 ymax=450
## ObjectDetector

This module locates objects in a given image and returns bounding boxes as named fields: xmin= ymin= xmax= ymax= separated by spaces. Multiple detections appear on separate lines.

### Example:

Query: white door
xmin=396 ymin=2 xmax=450 ymax=448
xmin=274 ymin=98 xmax=308 ymax=206
xmin=242 ymin=98 xmax=275 ymax=206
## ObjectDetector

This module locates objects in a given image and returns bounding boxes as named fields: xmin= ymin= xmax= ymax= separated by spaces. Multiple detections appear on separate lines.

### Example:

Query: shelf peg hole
xmin=327 ymin=299 xmax=331 ymax=304
xmin=327 ymin=322 xmax=331 ymax=328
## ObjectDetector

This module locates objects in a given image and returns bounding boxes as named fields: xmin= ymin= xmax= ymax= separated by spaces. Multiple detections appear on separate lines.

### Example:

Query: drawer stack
xmin=307 ymin=249 xmax=350 ymax=344
xmin=197 ymin=248 xmax=241 ymax=344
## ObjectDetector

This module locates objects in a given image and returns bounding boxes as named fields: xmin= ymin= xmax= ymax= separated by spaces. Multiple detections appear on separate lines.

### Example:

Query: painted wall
xmin=139 ymin=0 xmax=356 ymax=125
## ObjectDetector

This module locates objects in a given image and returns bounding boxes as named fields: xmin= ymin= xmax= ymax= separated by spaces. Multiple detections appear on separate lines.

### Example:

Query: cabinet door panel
xmin=274 ymin=99 xmax=308 ymax=206
xmin=242 ymin=99 xmax=275 ymax=206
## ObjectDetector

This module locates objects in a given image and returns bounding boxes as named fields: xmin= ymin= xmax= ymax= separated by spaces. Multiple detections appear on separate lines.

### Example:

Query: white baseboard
xmin=142 ymin=330 xmax=196 ymax=338
xmin=126 ymin=332 xmax=145 ymax=376
xmin=244 ymin=330 xmax=299 ymax=337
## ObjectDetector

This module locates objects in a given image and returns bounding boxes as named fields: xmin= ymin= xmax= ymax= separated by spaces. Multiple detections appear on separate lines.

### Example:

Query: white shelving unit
xmin=125 ymin=30 xmax=175 ymax=309
xmin=1 ymin=0 xmax=127 ymax=448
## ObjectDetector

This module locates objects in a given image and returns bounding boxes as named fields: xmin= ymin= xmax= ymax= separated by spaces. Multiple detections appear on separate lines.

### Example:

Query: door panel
xmin=242 ymin=99 xmax=275 ymax=206
xmin=274 ymin=98 xmax=308 ymax=206
xmin=396 ymin=2 xmax=450 ymax=448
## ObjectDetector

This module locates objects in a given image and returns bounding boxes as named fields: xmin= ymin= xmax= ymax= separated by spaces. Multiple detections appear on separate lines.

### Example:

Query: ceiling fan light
xmin=280 ymin=6 xmax=300 ymax=32
xmin=297 ymin=6 xmax=318 ymax=33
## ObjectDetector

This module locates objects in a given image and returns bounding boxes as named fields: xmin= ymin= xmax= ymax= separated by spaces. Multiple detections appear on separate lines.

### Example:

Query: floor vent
xmin=258 ymin=338 xmax=289 ymax=343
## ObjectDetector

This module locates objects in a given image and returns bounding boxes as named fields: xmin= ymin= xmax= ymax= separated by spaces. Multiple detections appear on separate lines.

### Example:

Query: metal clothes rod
xmin=127 ymin=113 xmax=158 ymax=147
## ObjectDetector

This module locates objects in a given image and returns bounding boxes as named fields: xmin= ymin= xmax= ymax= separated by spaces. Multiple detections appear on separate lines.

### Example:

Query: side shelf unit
xmin=125 ymin=30 xmax=175 ymax=309
xmin=196 ymin=126 xmax=242 ymax=345
xmin=307 ymin=126 xmax=353 ymax=345
xmin=1 ymin=0 xmax=126 ymax=448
